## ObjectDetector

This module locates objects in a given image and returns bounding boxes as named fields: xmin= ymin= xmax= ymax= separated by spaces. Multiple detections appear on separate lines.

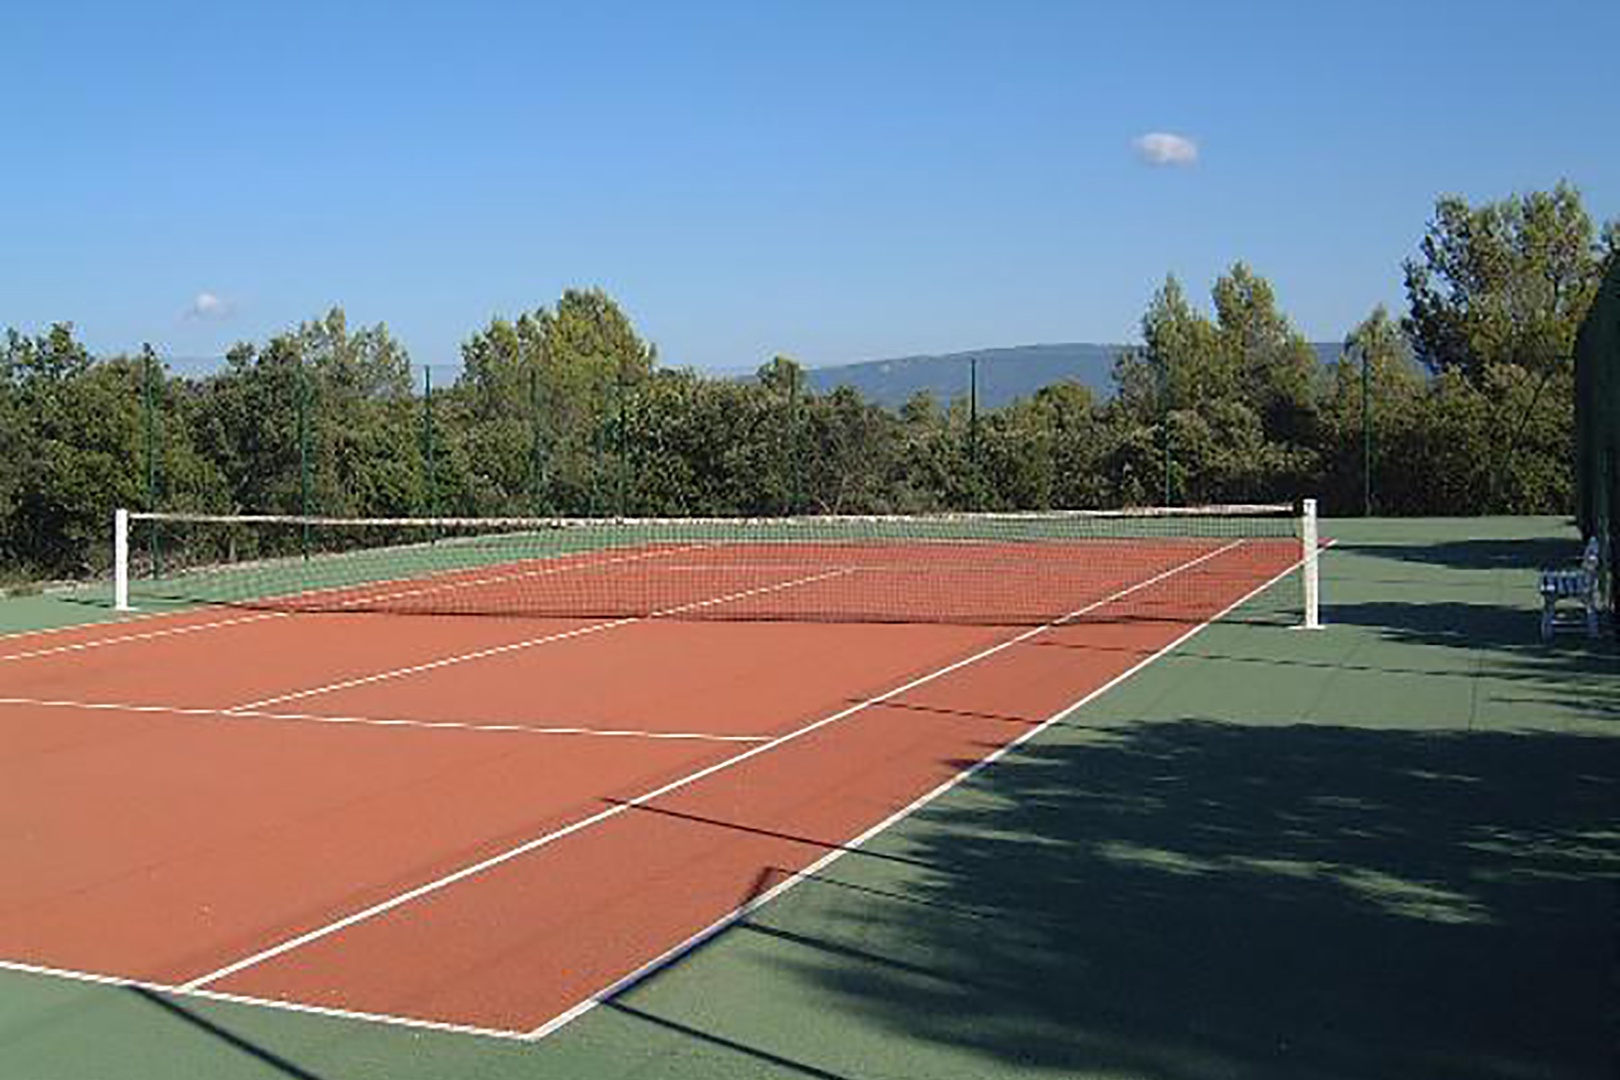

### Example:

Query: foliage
xmin=1396 ymin=183 xmax=1615 ymax=518
xmin=1318 ymin=307 xmax=1424 ymax=514
xmin=3 ymin=183 xmax=1612 ymax=581
xmin=1403 ymin=182 xmax=1612 ymax=380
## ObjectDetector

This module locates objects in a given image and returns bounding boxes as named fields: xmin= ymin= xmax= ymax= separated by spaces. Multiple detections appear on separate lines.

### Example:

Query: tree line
xmin=1 ymin=183 xmax=1614 ymax=582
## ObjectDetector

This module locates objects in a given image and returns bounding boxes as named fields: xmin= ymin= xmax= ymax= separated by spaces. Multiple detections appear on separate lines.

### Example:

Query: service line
xmin=0 ymin=696 xmax=770 ymax=743
xmin=227 ymin=567 xmax=854 ymax=712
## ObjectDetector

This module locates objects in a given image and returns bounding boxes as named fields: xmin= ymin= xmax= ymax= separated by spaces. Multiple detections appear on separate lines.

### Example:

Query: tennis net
xmin=113 ymin=503 xmax=1322 ymax=627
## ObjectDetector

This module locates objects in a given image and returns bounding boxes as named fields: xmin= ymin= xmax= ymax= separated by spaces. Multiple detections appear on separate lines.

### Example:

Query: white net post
xmin=1301 ymin=498 xmax=1321 ymax=629
xmin=114 ymin=508 xmax=132 ymax=612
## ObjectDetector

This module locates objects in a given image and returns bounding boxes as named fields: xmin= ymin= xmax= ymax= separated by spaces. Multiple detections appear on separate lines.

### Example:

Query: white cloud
xmin=184 ymin=291 xmax=233 ymax=320
xmin=1132 ymin=132 xmax=1200 ymax=167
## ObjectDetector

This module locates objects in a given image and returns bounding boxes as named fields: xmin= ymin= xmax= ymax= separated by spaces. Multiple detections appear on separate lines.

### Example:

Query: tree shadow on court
xmin=757 ymin=721 xmax=1618 ymax=1080
xmin=127 ymin=987 xmax=331 ymax=1080
xmin=1334 ymin=535 xmax=1585 ymax=574
xmin=1325 ymin=596 xmax=1615 ymax=661
xmin=1324 ymin=596 xmax=1618 ymax=723
xmin=1314 ymin=530 xmax=1620 ymax=724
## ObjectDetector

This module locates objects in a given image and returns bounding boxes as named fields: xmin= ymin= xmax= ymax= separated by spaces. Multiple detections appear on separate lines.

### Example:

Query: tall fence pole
xmin=1163 ymin=424 xmax=1173 ymax=507
xmin=298 ymin=357 xmax=311 ymax=558
xmin=141 ymin=346 xmax=161 ymax=573
xmin=787 ymin=375 xmax=801 ymax=515
xmin=142 ymin=346 xmax=158 ymax=511
xmin=968 ymin=356 xmax=979 ymax=465
xmin=422 ymin=365 xmax=437 ymax=517
xmin=968 ymin=356 xmax=982 ymax=509
xmin=1159 ymin=358 xmax=1173 ymax=507
xmin=616 ymin=373 xmax=628 ymax=517
xmin=530 ymin=363 xmax=545 ymax=515
xmin=591 ymin=371 xmax=606 ymax=517
xmin=1362 ymin=344 xmax=1373 ymax=516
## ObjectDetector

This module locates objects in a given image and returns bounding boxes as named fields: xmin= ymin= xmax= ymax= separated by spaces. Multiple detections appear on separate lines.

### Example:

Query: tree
xmin=755 ymin=356 xmax=809 ymax=513
xmin=457 ymin=315 xmax=548 ymax=513
xmin=1318 ymin=307 xmax=1424 ymax=514
xmin=1400 ymin=184 xmax=1614 ymax=512
xmin=189 ymin=339 xmax=309 ymax=516
xmin=800 ymin=386 xmax=901 ymax=514
xmin=540 ymin=288 xmax=657 ymax=382
xmin=1112 ymin=266 xmax=1318 ymax=504
xmin=0 ymin=327 xmax=225 ymax=575
xmin=1403 ymin=182 xmax=1614 ymax=380
xmin=293 ymin=309 xmax=421 ymax=516
xmin=0 ymin=325 xmax=111 ymax=573
xmin=1113 ymin=276 xmax=1228 ymax=418
xmin=1033 ymin=382 xmax=1107 ymax=509
xmin=1211 ymin=263 xmax=1318 ymax=445
xmin=190 ymin=309 xmax=423 ymax=520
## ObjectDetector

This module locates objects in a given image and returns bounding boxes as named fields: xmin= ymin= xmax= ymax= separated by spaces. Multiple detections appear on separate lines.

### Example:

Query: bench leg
xmin=1542 ymin=597 xmax=1556 ymax=641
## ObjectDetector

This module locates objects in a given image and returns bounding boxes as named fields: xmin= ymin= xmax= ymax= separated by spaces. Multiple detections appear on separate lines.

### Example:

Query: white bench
xmin=1540 ymin=538 xmax=1602 ymax=641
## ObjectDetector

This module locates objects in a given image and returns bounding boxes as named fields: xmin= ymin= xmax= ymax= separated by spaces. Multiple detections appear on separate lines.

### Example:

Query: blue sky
xmin=3 ymin=0 xmax=1616 ymax=371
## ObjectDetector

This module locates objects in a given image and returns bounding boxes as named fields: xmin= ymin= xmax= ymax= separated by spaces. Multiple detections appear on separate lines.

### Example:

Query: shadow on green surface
xmin=1338 ymin=536 xmax=1586 ymax=573
xmin=765 ymin=721 xmax=1619 ymax=1080
xmin=603 ymin=800 xmax=938 ymax=871
xmin=1325 ymin=596 xmax=1617 ymax=723
xmin=130 ymin=988 xmax=329 ymax=1080
xmin=1327 ymin=597 xmax=1615 ymax=665
xmin=607 ymin=1001 xmax=859 ymax=1080
xmin=1324 ymin=589 xmax=1611 ymax=644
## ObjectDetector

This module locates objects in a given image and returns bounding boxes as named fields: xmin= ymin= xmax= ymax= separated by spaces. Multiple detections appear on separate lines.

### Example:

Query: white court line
xmin=0 ymin=605 xmax=175 ymax=643
xmin=526 ymin=541 xmax=1316 ymax=1040
xmin=0 ymin=957 xmax=531 ymax=1043
xmin=0 ymin=696 xmax=771 ymax=743
xmin=178 ymin=541 xmax=1242 ymax=993
xmin=0 ymin=611 xmax=290 ymax=665
xmin=0 ymin=542 xmax=707 ymax=664
xmin=228 ymin=567 xmax=855 ymax=712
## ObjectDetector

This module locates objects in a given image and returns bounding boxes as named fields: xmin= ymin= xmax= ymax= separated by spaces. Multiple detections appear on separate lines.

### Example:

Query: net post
xmin=1301 ymin=497 xmax=1322 ymax=629
xmin=114 ymin=508 xmax=132 ymax=612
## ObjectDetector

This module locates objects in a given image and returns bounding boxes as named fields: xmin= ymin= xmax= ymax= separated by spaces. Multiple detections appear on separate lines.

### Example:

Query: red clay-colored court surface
xmin=0 ymin=538 xmax=1302 ymax=1039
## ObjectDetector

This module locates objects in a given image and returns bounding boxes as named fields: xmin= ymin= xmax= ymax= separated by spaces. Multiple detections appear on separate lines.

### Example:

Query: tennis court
xmin=0 ymin=506 xmax=1314 ymax=1039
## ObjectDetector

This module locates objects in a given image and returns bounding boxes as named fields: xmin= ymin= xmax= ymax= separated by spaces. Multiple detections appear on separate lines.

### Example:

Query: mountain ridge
xmin=796 ymin=342 xmax=1343 ymax=410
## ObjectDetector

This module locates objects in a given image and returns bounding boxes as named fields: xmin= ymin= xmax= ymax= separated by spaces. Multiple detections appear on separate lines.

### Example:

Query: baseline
xmin=0 ymin=957 xmax=531 ymax=1043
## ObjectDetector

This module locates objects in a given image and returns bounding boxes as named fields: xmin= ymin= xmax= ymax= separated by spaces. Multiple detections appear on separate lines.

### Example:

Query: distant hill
xmin=801 ymin=342 xmax=1344 ymax=410
xmin=803 ymin=344 xmax=1117 ymax=410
